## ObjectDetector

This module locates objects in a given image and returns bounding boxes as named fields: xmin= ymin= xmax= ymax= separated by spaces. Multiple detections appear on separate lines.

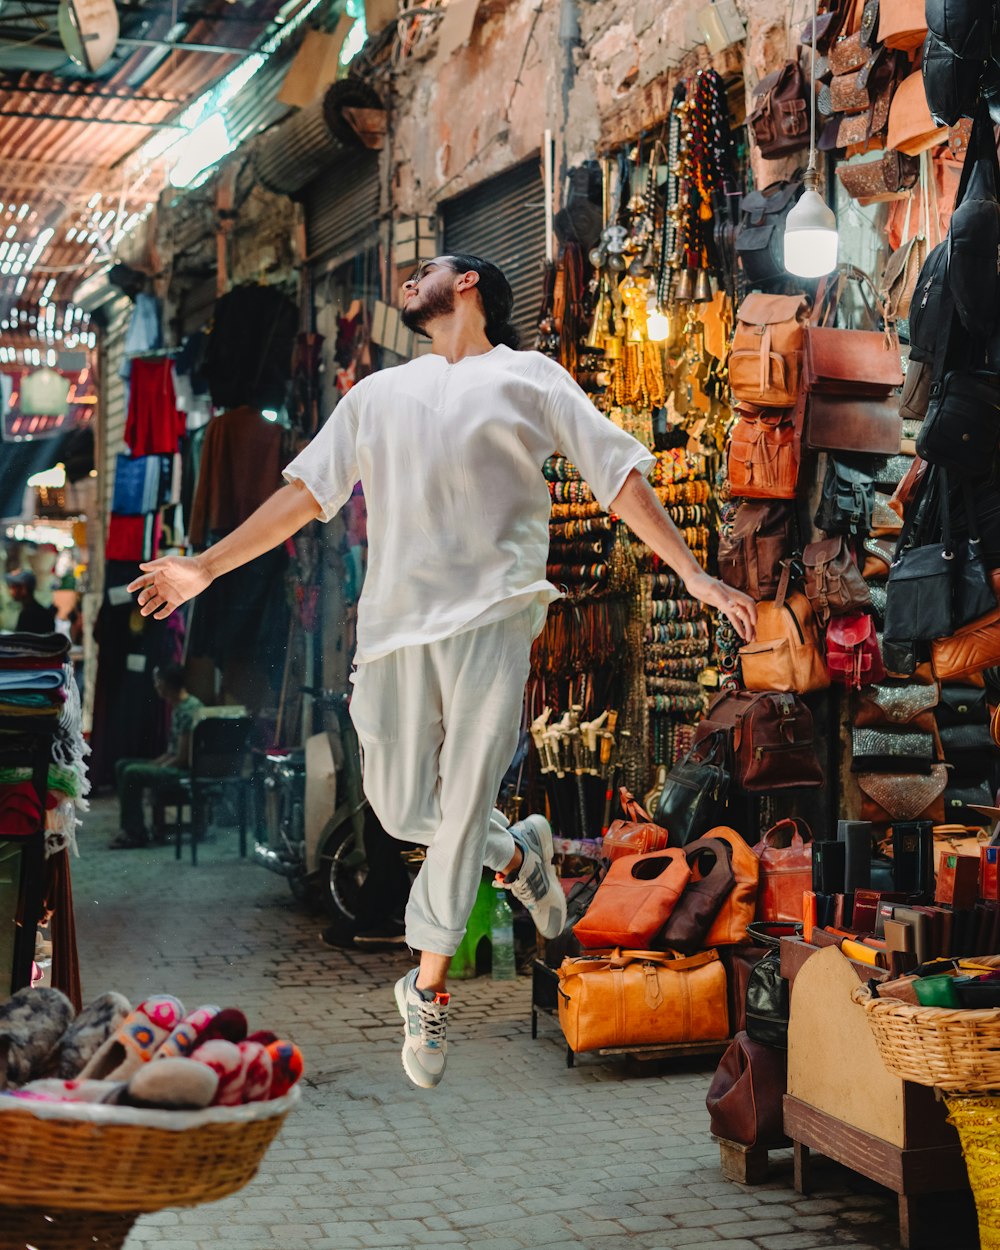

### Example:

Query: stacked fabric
xmin=0 ymin=633 xmax=88 ymax=852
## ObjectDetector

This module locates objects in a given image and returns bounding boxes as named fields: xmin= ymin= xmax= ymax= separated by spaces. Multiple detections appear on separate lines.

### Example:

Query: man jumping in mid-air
xmin=129 ymin=255 xmax=756 ymax=1089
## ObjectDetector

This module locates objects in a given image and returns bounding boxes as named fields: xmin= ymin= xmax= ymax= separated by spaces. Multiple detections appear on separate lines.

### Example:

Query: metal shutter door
xmin=442 ymin=159 xmax=545 ymax=350
xmin=304 ymin=151 xmax=381 ymax=268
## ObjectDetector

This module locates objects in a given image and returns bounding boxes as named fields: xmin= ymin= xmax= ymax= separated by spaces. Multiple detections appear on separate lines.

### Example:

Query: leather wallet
xmin=892 ymin=905 xmax=931 ymax=964
xmin=884 ymin=918 xmax=918 ymax=973
xmin=853 ymin=888 xmax=884 ymax=932
xmin=839 ymin=820 xmax=873 ymax=893
xmin=936 ymin=852 xmax=980 ymax=909
xmin=892 ymin=821 xmax=934 ymax=894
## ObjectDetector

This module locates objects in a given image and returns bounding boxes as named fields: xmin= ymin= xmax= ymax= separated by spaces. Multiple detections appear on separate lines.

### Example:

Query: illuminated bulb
xmin=646 ymin=310 xmax=671 ymax=341
xmin=783 ymin=186 xmax=838 ymax=278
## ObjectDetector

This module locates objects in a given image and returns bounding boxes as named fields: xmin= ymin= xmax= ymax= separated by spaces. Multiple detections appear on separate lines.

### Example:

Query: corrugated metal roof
xmin=0 ymin=0 xmax=311 ymax=336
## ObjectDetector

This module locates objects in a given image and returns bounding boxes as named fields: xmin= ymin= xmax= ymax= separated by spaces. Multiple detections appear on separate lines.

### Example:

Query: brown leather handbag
xmin=931 ymin=604 xmax=1000 ymax=681
xmin=805 ymin=394 xmax=903 ymax=454
xmin=748 ymin=60 xmax=810 ymax=159
xmin=706 ymin=1030 xmax=788 ymax=1149
xmin=803 ymin=268 xmax=904 ymax=396
xmin=659 ymin=837 xmax=737 ymax=954
xmin=557 ymin=947 xmax=730 ymax=1053
xmin=572 ymin=848 xmax=691 ymax=950
xmin=887 ymin=69 xmax=950 ymax=155
xmin=729 ymin=293 xmax=809 ymax=409
xmin=703 ymin=826 xmax=761 ymax=946
xmin=836 ymin=150 xmax=918 ymax=203
xmin=727 ymin=407 xmax=799 ymax=500
xmin=739 ymin=571 xmax=830 ymax=695
xmin=602 ymin=788 xmax=670 ymax=862
xmin=718 ymin=500 xmax=795 ymax=601
xmin=753 ymin=818 xmax=813 ymax=922
xmin=803 ymin=536 xmax=871 ymax=623
xmin=693 ymin=690 xmax=824 ymax=791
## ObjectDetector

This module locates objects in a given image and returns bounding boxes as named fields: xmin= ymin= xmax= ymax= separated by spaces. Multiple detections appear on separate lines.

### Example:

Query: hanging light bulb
xmin=646 ymin=308 xmax=671 ymax=341
xmin=783 ymin=0 xmax=839 ymax=278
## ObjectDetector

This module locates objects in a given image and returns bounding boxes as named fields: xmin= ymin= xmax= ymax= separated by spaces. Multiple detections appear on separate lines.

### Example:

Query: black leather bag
xmin=925 ymin=0 xmax=993 ymax=59
xmin=815 ymin=457 xmax=876 ymax=536
xmin=940 ymin=722 xmax=994 ymax=753
xmin=953 ymin=496 xmax=999 ymax=628
xmin=906 ymin=241 xmax=951 ymax=364
xmin=657 ymin=837 xmax=737 ymax=955
xmin=916 ymin=369 xmax=1000 ymax=478
xmin=937 ymin=683 xmax=989 ymax=726
xmin=884 ymin=468 xmax=954 ymax=643
xmin=921 ymin=32 xmax=984 ymax=127
xmin=948 ymin=102 xmax=1000 ymax=340
xmin=744 ymin=921 xmax=801 ymax=1048
xmin=945 ymin=780 xmax=995 ymax=823
xmin=735 ymin=180 xmax=803 ymax=289
xmin=654 ymin=733 xmax=731 ymax=849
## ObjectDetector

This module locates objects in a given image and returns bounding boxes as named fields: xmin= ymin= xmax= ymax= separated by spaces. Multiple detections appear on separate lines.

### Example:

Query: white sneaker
xmin=505 ymin=814 xmax=567 ymax=940
xmin=394 ymin=969 xmax=449 ymax=1089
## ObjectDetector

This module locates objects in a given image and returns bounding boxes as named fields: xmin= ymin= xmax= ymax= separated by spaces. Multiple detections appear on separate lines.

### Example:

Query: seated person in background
xmin=110 ymin=663 xmax=203 ymax=849
xmin=5 ymin=570 xmax=56 ymax=634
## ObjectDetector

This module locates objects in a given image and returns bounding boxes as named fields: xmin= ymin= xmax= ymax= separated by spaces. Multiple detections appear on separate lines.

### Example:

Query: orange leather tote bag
xmin=557 ymin=947 xmax=730 ymax=1053
xmin=572 ymin=848 xmax=692 ymax=950
xmin=602 ymin=787 xmax=670 ymax=862
xmin=703 ymin=826 xmax=761 ymax=946
xmin=753 ymin=818 xmax=813 ymax=922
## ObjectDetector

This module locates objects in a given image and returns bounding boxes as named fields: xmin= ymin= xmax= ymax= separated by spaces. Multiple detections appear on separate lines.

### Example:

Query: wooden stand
xmin=715 ymin=1136 xmax=774 ymax=1185
xmin=783 ymin=947 xmax=971 ymax=1250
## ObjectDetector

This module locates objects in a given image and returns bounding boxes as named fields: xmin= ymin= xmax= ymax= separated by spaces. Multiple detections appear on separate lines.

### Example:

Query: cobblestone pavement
xmin=64 ymin=798 xmax=968 ymax=1250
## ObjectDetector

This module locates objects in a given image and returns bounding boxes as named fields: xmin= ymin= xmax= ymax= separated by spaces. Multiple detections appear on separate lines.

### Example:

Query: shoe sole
xmin=394 ymin=975 xmax=444 ymax=1090
xmin=528 ymin=817 xmax=567 ymax=940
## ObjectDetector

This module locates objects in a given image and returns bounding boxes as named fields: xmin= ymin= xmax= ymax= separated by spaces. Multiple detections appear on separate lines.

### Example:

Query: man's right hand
xmin=127 ymin=555 xmax=213 ymax=619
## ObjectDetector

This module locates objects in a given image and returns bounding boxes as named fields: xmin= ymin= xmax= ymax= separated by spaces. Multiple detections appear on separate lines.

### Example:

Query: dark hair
xmin=443 ymin=254 xmax=520 ymax=349
xmin=154 ymin=663 xmax=185 ymax=692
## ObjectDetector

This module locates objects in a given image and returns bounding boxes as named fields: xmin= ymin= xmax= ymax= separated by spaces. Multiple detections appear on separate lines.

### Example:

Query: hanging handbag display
xmin=735 ymin=180 xmax=804 ymax=289
xmin=571 ymin=847 xmax=692 ymax=950
xmin=653 ymin=732 xmax=731 ymax=848
xmin=831 ymin=47 xmax=907 ymax=147
xmin=857 ymin=764 xmax=948 ymax=822
xmin=886 ymin=68 xmax=950 ymax=155
xmin=753 ymin=819 xmax=813 ymax=923
xmin=726 ymin=407 xmax=800 ymax=500
xmin=850 ymin=725 xmax=937 ymax=772
xmin=557 ymin=947 xmax=730 ymax=1054
xmin=802 ymin=536 xmax=871 ymax=623
xmin=826 ymin=612 xmax=886 ymax=687
xmin=738 ymin=567 xmax=830 ymax=695
xmin=747 ymin=60 xmax=811 ymax=159
xmin=693 ymin=690 xmax=824 ymax=792
xmin=802 ymin=267 xmax=903 ymax=396
xmin=805 ymin=394 xmax=902 ymax=457
xmin=879 ymin=153 xmax=935 ymax=322
xmin=729 ymin=293 xmax=809 ymax=409
xmin=658 ymin=837 xmax=738 ymax=954
xmin=718 ymin=500 xmax=795 ymax=601
xmin=936 ymin=683 xmax=988 ymax=726
xmin=917 ymin=370 xmax=1000 ymax=479
xmin=706 ymin=1030 xmax=788 ymax=1150
xmin=814 ymin=457 xmax=876 ymax=536
xmin=601 ymin=787 xmax=671 ymax=861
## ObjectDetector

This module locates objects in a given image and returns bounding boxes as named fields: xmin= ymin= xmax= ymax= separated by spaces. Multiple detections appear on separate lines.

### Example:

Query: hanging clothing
xmin=202 ymin=285 xmax=298 ymax=411
xmin=188 ymin=407 xmax=285 ymax=549
xmin=120 ymin=294 xmax=164 ymax=374
xmin=105 ymin=513 xmax=162 ymax=563
xmin=125 ymin=358 xmax=185 ymax=456
xmin=283 ymin=345 xmax=655 ymax=664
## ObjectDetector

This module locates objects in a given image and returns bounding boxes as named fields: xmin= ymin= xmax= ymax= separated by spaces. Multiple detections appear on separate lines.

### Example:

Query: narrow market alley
xmin=70 ymin=797 xmax=906 ymax=1250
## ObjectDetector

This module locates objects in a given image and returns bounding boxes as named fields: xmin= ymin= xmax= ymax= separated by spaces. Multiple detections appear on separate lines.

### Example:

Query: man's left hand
xmin=684 ymin=572 xmax=757 ymax=643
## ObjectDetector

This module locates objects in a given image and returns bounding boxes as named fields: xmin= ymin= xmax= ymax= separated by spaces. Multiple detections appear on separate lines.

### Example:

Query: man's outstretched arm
xmin=128 ymin=479 xmax=323 ymax=619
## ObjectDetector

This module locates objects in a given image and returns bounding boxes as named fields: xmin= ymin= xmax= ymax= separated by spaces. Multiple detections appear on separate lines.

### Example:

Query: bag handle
xmin=608 ymin=947 xmax=720 ymax=970
xmin=745 ymin=919 xmax=803 ymax=949
xmin=812 ymin=264 xmax=887 ymax=334
xmin=758 ymin=816 xmax=813 ymax=849
xmin=892 ymin=464 xmax=952 ymax=563
xmin=618 ymin=786 xmax=655 ymax=824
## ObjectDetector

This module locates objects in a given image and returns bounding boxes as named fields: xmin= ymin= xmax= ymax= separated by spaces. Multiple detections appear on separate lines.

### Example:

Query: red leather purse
xmin=753 ymin=818 xmax=813 ymax=923
xmin=602 ymin=787 xmax=670 ymax=861
xmin=826 ymin=613 xmax=886 ymax=687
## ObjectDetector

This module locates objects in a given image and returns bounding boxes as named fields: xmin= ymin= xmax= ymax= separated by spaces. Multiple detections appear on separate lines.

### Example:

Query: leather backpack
xmin=727 ymin=407 xmax=800 ymax=500
xmin=802 ymin=536 xmax=871 ymax=622
xmin=718 ymin=500 xmax=796 ymax=601
xmin=729 ymin=293 xmax=809 ymax=409
xmin=693 ymin=690 xmax=825 ymax=792
xmin=922 ymin=31 xmax=985 ymax=128
xmin=826 ymin=611 xmax=886 ymax=687
xmin=748 ymin=60 xmax=810 ymax=159
xmin=815 ymin=457 xmax=876 ymax=536
xmin=735 ymin=181 xmax=803 ymax=289
xmin=738 ymin=570 xmax=830 ymax=695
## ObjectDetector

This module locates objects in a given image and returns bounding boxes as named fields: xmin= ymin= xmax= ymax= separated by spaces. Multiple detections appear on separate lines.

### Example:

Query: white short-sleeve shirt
xmin=283 ymin=344 xmax=655 ymax=663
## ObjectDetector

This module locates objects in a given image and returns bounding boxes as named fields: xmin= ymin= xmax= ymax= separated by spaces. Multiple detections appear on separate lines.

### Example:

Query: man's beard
xmin=400 ymin=285 xmax=455 ymax=335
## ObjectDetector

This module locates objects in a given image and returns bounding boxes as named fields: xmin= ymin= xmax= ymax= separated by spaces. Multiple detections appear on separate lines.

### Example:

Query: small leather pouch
xmin=855 ymin=682 xmax=939 ymax=731
xmin=851 ymin=726 xmax=935 ymax=773
xmin=857 ymin=764 xmax=948 ymax=822
xmin=837 ymin=150 xmax=919 ymax=202
xmin=936 ymin=683 xmax=988 ymax=726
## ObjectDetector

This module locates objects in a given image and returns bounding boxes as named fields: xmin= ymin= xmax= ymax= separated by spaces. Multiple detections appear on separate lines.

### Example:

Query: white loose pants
xmin=349 ymin=608 xmax=535 ymax=956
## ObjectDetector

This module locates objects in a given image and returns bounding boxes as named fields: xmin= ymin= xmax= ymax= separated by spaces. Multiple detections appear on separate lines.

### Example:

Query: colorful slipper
xmin=123 ymin=1058 xmax=218 ymax=1110
xmin=239 ymin=1042 xmax=273 ymax=1104
xmin=15 ymin=1078 xmax=124 ymax=1105
xmin=79 ymin=995 xmax=185 ymax=1081
xmin=191 ymin=1040 xmax=247 ymax=1106
xmin=155 ymin=1005 xmax=221 ymax=1061
xmin=266 ymin=1041 xmax=304 ymax=1098
xmin=48 ymin=992 xmax=132 ymax=1079
xmin=189 ymin=1008 xmax=247 ymax=1049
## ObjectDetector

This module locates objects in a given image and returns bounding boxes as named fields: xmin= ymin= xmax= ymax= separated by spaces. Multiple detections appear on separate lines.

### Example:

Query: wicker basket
xmin=0 ymin=1087 xmax=299 ymax=1218
xmin=946 ymin=1096 xmax=1000 ymax=1250
xmin=852 ymin=983 xmax=1000 ymax=1092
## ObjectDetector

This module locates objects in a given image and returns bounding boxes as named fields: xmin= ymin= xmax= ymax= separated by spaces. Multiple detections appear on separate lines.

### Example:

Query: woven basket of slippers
xmin=0 ymin=1091 xmax=299 ymax=1249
